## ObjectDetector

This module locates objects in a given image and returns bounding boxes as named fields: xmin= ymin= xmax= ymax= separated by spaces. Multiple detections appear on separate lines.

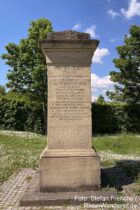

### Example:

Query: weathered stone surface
xmin=47 ymin=65 xmax=90 ymax=77
xmin=40 ymin=155 xmax=100 ymax=192
xmin=46 ymin=30 xmax=90 ymax=40
xmin=39 ymin=31 xmax=101 ymax=192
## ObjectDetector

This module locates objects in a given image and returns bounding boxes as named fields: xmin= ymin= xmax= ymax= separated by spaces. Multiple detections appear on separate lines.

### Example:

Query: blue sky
xmin=0 ymin=0 xmax=140 ymax=100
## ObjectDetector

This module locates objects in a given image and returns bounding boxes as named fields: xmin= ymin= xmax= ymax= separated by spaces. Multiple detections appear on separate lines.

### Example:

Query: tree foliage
xmin=1 ymin=18 xmax=53 ymax=133
xmin=0 ymin=85 xmax=6 ymax=96
xmin=2 ymin=18 xmax=52 ymax=102
xmin=97 ymin=95 xmax=105 ymax=104
xmin=107 ymin=25 xmax=140 ymax=104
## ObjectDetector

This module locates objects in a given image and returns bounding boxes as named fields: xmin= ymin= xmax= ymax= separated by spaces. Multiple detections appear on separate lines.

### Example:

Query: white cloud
xmin=91 ymin=73 xmax=114 ymax=101
xmin=121 ymin=0 xmax=140 ymax=19
xmin=91 ymin=74 xmax=114 ymax=89
xmin=92 ymin=48 xmax=110 ymax=64
xmin=107 ymin=9 xmax=120 ymax=18
xmin=72 ymin=23 xmax=82 ymax=30
xmin=92 ymin=95 xmax=98 ymax=102
xmin=84 ymin=25 xmax=96 ymax=38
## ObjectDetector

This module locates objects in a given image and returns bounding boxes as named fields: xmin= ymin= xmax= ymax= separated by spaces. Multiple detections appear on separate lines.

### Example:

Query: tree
xmin=97 ymin=95 xmax=105 ymax=104
xmin=1 ymin=18 xmax=53 ymax=134
xmin=107 ymin=25 xmax=140 ymax=104
xmin=0 ymin=85 xmax=6 ymax=96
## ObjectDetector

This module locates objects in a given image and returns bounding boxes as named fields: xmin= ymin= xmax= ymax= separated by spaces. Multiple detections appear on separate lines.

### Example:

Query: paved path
xmin=0 ymin=169 xmax=85 ymax=210
xmin=0 ymin=169 xmax=35 ymax=210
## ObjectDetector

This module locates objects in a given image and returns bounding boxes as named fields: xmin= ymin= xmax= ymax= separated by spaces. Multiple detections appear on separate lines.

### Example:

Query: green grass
xmin=93 ymin=134 xmax=140 ymax=155
xmin=0 ymin=132 xmax=140 ymax=185
xmin=0 ymin=132 xmax=46 ymax=184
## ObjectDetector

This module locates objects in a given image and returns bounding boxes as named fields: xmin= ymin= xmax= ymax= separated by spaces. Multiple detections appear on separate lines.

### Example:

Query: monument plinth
xmin=39 ymin=31 xmax=101 ymax=192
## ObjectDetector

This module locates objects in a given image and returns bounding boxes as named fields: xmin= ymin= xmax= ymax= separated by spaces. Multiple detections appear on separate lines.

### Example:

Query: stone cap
xmin=39 ymin=30 xmax=100 ymax=55
xmin=46 ymin=30 xmax=90 ymax=41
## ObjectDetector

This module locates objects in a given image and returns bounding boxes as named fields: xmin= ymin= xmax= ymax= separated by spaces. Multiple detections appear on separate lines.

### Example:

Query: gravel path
xmin=100 ymin=151 xmax=140 ymax=161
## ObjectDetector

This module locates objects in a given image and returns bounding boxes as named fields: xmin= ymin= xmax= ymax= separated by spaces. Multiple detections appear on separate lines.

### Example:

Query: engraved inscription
xmin=48 ymin=77 xmax=91 ymax=121
xmin=49 ymin=101 xmax=90 ymax=121
xmin=54 ymin=79 xmax=87 ymax=100
xmin=48 ymin=66 xmax=90 ymax=78
xmin=49 ymin=78 xmax=90 ymax=100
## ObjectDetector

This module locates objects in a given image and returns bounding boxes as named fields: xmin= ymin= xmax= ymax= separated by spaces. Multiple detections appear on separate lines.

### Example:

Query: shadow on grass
xmin=101 ymin=160 xmax=140 ymax=191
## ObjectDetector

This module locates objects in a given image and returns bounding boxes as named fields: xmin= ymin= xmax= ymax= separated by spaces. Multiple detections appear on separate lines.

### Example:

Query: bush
xmin=92 ymin=103 xmax=140 ymax=134
xmin=0 ymin=95 xmax=44 ymax=134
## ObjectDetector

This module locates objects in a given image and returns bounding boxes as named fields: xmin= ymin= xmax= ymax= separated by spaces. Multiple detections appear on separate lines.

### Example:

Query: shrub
xmin=92 ymin=103 xmax=140 ymax=134
xmin=0 ymin=95 xmax=44 ymax=134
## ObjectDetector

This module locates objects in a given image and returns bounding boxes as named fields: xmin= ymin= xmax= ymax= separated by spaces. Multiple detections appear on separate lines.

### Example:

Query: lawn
xmin=93 ymin=133 xmax=140 ymax=155
xmin=0 ymin=131 xmax=140 ymax=185
xmin=0 ymin=131 xmax=46 ymax=184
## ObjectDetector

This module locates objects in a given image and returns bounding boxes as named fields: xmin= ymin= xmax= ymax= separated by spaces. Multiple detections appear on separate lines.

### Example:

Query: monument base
xmin=39 ymin=148 xmax=101 ymax=192
xmin=20 ymin=170 xmax=117 ymax=207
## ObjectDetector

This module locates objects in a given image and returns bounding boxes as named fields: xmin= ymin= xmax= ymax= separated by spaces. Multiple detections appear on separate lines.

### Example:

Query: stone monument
xmin=39 ymin=30 xmax=101 ymax=192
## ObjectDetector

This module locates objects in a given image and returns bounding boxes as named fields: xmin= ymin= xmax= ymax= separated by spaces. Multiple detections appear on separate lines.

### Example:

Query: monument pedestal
xmin=40 ymin=148 xmax=100 ymax=192
xmin=38 ymin=31 xmax=101 ymax=193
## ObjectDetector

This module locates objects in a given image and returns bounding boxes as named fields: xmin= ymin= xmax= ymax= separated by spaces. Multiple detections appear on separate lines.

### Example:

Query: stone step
xmin=20 ymin=171 xmax=117 ymax=207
